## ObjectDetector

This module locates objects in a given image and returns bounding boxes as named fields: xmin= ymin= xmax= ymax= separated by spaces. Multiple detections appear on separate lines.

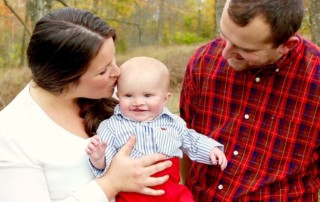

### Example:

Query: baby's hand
xmin=210 ymin=147 xmax=228 ymax=170
xmin=85 ymin=135 xmax=107 ymax=163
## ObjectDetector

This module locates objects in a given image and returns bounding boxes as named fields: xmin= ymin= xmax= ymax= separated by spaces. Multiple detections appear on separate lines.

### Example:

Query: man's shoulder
xmin=191 ymin=37 xmax=225 ymax=60
xmin=301 ymin=37 xmax=320 ymax=58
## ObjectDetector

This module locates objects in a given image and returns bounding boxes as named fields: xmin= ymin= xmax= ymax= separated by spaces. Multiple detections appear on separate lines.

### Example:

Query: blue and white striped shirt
xmin=90 ymin=105 xmax=224 ymax=177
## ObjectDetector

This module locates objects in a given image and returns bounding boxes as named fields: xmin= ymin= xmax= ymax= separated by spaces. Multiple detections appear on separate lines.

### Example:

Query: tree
xmin=214 ymin=0 xmax=224 ymax=38
xmin=310 ymin=0 xmax=320 ymax=46
xmin=3 ymin=0 xmax=31 ymax=35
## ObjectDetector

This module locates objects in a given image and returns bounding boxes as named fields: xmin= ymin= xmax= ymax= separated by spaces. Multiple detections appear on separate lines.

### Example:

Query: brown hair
xmin=27 ymin=7 xmax=118 ymax=136
xmin=228 ymin=0 xmax=304 ymax=47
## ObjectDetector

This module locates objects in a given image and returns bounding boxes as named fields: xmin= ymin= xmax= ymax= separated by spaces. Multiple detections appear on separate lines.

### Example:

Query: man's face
xmin=219 ymin=1 xmax=283 ymax=71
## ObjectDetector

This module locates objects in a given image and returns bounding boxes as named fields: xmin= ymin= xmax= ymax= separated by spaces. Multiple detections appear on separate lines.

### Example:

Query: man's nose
xmin=222 ymin=41 xmax=237 ymax=59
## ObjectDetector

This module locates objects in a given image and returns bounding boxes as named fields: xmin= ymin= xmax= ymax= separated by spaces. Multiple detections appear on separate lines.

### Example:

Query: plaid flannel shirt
xmin=180 ymin=35 xmax=320 ymax=201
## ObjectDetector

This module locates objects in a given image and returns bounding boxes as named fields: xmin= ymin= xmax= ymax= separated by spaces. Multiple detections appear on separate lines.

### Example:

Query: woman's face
xmin=73 ymin=38 xmax=120 ymax=99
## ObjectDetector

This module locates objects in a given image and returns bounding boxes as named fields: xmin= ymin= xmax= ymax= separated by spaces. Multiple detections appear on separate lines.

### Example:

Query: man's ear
xmin=278 ymin=36 xmax=299 ymax=55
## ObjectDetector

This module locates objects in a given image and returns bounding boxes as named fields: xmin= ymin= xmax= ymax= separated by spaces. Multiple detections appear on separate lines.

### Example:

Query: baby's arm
xmin=210 ymin=147 xmax=228 ymax=170
xmin=85 ymin=135 xmax=107 ymax=170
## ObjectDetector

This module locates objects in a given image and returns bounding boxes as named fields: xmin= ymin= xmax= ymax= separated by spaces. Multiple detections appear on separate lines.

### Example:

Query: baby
xmin=86 ymin=56 xmax=228 ymax=202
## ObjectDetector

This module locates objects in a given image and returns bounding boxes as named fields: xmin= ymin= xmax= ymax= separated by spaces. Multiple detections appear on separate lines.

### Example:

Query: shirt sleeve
xmin=181 ymin=127 xmax=224 ymax=165
xmin=0 ymin=163 xmax=108 ymax=202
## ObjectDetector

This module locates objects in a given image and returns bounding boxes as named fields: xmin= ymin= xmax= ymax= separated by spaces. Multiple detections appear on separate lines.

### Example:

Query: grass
xmin=0 ymin=67 xmax=31 ymax=110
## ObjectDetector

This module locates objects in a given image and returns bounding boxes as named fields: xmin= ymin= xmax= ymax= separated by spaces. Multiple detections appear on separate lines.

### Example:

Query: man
xmin=180 ymin=0 xmax=320 ymax=201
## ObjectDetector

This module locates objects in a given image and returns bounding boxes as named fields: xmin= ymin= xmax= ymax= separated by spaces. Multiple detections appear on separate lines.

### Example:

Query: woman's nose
xmin=110 ymin=65 xmax=120 ymax=78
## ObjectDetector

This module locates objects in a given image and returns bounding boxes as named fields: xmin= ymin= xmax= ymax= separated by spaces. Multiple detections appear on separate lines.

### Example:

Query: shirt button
xmin=218 ymin=184 xmax=223 ymax=190
xmin=255 ymin=77 xmax=261 ymax=82
xmin=275 ymin=68 xmax=280 ymax=72
xmin=233 ymin=150 xmax=239 ymax=156
xmin=244 ymin=114 xmax=249 ymax=119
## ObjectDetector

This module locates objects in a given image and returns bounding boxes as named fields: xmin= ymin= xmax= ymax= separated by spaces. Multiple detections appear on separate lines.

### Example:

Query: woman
xmin=0 ymin=7 xmax=171 ymax=202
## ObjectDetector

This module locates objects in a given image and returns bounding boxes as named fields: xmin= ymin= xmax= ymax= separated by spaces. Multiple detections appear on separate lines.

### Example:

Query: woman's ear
xmin=278 ymin=36 xmax=299 ymax=55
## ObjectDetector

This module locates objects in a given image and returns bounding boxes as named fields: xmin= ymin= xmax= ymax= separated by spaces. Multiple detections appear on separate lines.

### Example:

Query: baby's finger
xmin=217 ymin=153 xmax=223 ymax=166
xmin=101 ymin=140 xmax=108 ymax=150
xmin=85 ymin=147 xmax=93 ymax=154
xmin=219 ymin=155 xmax=228 ymax=170
xmin=211 ymin=154 xmax=218 ymax=165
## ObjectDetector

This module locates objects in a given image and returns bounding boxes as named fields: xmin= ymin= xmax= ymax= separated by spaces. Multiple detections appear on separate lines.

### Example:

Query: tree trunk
xmin=19 ymin=7 xmax=29 ymax=67
xmin=156 ymin=0 xmax=164 ymax=44
xmin=310 ymin=0 xmax=320 ymax=46
xmin=27 ymin=0 xmax=50 ymax=29
xmin=214 ymin=0 xmax=225 ymax=38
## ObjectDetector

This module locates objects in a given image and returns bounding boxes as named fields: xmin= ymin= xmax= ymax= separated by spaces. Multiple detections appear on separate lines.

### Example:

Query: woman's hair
xmin=228 ymin=0 xmax=305 ymax=47
xmin=27 ymin=7 xmax=118 ymax=136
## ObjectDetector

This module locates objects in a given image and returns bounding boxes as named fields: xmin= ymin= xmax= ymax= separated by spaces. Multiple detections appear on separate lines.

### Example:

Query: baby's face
xmin=117 ymin=83 xmax=169 ymax=122
xmin=117 ymin=58 xmax=171 ymax=122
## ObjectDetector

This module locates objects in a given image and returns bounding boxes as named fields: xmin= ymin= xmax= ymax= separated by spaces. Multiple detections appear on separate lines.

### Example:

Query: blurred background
xmin=0 ymin=0 xmax=319 ymax=112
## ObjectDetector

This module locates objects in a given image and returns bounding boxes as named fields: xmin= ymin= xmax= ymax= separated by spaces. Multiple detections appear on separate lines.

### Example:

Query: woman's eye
xmin=99 ymin=68 xmax=107 ymax=75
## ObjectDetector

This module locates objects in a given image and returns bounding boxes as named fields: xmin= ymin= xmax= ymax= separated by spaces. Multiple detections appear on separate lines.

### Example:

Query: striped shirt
xmin=180 ymin=35 xmax=320 ymax=201
xmin=90 ymin=105 xmax=223 ymax=177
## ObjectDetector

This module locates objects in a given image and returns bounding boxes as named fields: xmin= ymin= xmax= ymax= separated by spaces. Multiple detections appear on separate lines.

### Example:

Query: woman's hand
xmin=95 ymin=136 xmax=172 ymax=200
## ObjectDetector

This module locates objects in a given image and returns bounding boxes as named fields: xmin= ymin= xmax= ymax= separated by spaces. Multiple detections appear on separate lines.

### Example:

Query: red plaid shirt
xmin=180 ymin=35 xmax=320 ymax=201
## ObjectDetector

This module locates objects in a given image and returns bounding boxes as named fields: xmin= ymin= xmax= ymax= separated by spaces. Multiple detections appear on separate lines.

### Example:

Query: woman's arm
xmin=0 ymin=136 xmax=171 ymax=202
xmin=96 ymin=136 xmax=172 ymax=200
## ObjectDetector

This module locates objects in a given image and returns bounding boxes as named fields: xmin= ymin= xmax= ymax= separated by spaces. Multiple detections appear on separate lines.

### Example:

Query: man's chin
xmin=227 ymin=59 xmax=248 ymax=71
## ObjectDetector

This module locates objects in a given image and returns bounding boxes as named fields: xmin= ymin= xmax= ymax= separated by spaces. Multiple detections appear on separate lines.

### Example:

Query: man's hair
xmin=228 ymin=0 xmax=305 ymax=47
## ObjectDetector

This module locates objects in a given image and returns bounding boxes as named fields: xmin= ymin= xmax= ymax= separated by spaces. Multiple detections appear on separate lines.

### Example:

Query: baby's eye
xmin=144 ymin=94 xmax=152 ymax=97
xmin=125 ymin=94 xmax=132 ymax=98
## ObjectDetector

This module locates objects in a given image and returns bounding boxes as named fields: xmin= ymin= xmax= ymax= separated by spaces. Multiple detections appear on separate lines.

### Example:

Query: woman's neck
xmin=29 ymin=81 xmax=89 ymax=139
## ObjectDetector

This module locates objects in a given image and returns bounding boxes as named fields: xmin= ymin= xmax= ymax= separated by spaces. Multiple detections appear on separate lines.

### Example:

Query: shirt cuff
xmin=72 ymin=180 xmax=110 ymax=202
xmin=196 ymin=137 xmax=224 ymax=165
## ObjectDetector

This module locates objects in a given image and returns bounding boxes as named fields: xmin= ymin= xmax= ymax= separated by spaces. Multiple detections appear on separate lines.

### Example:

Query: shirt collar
xmin=274 ymin=34 xmax=302 ymax=68
xmin=250 ymin=34 xmax=303 ymax=76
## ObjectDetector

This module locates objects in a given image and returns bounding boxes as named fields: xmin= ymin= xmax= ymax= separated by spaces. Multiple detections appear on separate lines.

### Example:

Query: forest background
xmin=0 ymin=0 xmax=319 ymax=113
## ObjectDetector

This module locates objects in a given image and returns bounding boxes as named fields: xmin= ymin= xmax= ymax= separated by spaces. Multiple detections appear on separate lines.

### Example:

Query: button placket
xmin=244 ymin=114 xmax=249 ymax=119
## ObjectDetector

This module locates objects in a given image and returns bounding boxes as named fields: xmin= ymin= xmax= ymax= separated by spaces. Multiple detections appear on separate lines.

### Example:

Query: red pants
xmin=116 ymin=157 xmax=195 ymax=202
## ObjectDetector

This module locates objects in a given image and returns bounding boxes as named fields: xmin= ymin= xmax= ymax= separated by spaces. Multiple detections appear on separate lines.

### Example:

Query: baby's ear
xmin=165 ymin=92 xmax=172 ymax=101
